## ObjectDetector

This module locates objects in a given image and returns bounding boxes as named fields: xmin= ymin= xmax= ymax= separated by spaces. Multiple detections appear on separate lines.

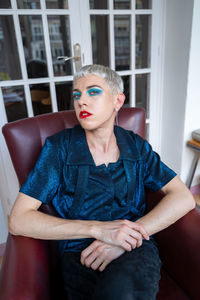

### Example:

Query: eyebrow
xmin=86 ymin=85 xmax=102 ymax=90
xmin=73 ymin=85 xmax=102 ymax=92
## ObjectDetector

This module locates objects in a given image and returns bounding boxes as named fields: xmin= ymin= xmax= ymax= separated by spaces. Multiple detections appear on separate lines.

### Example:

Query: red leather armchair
xmin=0 ymin=108 xmax=200 ymax=300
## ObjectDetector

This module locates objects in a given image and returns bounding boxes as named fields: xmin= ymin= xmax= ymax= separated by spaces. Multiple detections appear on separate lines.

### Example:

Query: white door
xmin=0 ymin=0 xmax=163 ymax=216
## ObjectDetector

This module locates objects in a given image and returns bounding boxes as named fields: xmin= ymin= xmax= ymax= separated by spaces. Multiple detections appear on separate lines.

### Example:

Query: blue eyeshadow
xmin=73 ymin=92 xmax=81 ymax=100
xmin=87 ymin=87 xmax=102 ymax=97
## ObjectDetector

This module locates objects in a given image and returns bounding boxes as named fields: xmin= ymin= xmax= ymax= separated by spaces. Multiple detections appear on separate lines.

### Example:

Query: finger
xmin=121 ymin=220 xmax=149 ymax=240
xmin=81 ymin=240 xmax=102 ymax=265
xmin=118 ymin=226 xmax=142 ymax=247
xmin=84 ymin=251 xmax=99 ymax=268
xmin=125 ymin=236 xmax=137 ymax=250
xmin=99 ymin=259 xmax=110 ymax=272
xmin=90 ymin=256 xmax=104 ymax=270
xmin=128 ymin=222 xmax=149 ymax=240
xmin=129 ymin=231 xmax=143 ymax=247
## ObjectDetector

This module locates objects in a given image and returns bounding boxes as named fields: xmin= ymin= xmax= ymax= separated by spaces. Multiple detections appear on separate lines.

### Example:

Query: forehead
xmin=74 ymin=74 xmax=109 ymax=90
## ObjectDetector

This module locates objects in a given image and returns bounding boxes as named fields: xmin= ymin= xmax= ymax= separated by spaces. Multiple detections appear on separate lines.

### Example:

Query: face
xmin=73 ymin=74 xmax=124 ymax=131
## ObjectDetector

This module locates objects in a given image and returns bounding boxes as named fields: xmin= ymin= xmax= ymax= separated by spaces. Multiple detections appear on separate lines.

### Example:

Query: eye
xmin=73 ymin=92 xmax=81 ymax=101
xmin=87 ymin=88 xmax=102 ymax=97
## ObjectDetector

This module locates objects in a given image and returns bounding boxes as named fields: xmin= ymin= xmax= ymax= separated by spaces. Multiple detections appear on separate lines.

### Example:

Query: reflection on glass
xmin=0 ymin=1 xmax=11 ymax=8
xmin=30 ymin=83 xmax=52 ymax=115
xmin=19 ymin=15 xmax=48 ymax=78
xmin=114 ymin=0 xmax=130 ymax=9
xmin=46 ymin=0 xmax=68 ymax=9
xmin=17 ymin=0 xmax=40 ymax=9
xmin=48 ymin=15 xmax=72 ymax=76
xmin=90 ymin=0 xmax=108 ymax=9
xmin=136 ymin=15 xmax=151 ymax=69
xmin=136 ymin=0 xmax=152 ymax=9
xmin=136 ymin=73 xmax=150 ymax=117
xmin=91 ymin=15 xmax=109 ymax=66
xmin=115 ymin=15 xmax=130 ymax=71
xmin=56 ymin=81 xmax=73 ymax=111
xmin=0 ymin=16 xmax=22 ymax=81
xmin=122 ymin=76 xmax=130 ymax=106
xmin=2 ymin=86 xmax=28 ymax=122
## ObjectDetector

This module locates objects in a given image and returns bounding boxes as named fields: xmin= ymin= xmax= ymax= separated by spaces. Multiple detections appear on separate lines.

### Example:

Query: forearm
xmin=137 ymin=186 xmax=195 ymax=236
xmin=9 ymin=209 xmax=94 ymax=240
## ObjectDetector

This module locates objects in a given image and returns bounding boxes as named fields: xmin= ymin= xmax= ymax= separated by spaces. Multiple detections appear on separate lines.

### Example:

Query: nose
xmin=77 ymin=92 xmax=89 ymax=106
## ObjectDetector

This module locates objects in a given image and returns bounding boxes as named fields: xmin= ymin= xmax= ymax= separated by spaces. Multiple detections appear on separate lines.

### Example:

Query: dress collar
xmin=66 ymin=125 xmax=141 ymax=165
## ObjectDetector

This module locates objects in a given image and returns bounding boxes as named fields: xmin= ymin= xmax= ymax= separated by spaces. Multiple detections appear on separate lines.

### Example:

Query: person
xmin=9 ymin=64 xmax=195 ymax=300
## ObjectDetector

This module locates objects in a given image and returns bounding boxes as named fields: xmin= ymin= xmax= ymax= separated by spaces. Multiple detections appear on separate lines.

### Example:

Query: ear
xmin=115 ymin=93 xmax=125 ymax=111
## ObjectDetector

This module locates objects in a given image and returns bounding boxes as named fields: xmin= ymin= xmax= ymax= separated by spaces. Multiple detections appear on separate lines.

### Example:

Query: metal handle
xmin=57 ymin=43 xmax=82 ymax=72
xmin=57 ymin=56 xmax=81 ymax=62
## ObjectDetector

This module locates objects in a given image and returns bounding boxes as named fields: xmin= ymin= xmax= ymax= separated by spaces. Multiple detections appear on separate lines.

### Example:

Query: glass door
xmin=0 ymin=0 xmax=161 ymax=215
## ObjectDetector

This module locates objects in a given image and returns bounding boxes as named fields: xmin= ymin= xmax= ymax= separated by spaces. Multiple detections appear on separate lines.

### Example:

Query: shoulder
xmin=114 ymin=125 xmax=151 ymax=161
xmin=114 ymin=125 xmax=152 ymax=159
xmin=115 ymin=126 xmax=148 ymax=149
xmin=47 ymin=127 xmax=72 ymax=146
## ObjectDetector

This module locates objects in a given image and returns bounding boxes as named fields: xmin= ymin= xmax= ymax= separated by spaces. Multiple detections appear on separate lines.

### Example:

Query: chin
xmin=78 ymin=121 xmax=99 ymax=131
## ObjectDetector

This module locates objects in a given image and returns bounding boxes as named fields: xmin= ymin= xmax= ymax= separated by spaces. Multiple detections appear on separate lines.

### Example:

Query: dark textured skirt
xmin=60 ymin=239 xmax=161 ymax=300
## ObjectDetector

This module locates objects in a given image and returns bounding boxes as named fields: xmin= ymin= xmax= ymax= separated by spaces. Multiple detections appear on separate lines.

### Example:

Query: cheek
xmin=73 ymin=102 xmax=80 ymax=116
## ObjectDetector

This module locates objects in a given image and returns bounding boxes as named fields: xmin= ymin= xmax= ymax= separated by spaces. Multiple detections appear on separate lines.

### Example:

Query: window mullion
xmin=109 ymin=0 xmax=115 ymax=70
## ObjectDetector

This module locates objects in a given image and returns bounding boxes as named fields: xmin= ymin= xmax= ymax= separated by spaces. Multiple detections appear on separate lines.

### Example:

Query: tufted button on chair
xmin=0 ymin=108 xmax=200 ymax=300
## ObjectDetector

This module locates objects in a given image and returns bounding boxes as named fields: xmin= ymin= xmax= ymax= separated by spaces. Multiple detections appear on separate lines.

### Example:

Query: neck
xmin=85 ymin=124 xmax=116 ymax=153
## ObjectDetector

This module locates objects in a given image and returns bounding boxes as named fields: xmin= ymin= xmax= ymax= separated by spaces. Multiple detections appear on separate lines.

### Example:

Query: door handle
xmin=57 ymin=43 xmax=82 ymax=72
xmin=57 ymin=56 xmax=81 ymax=62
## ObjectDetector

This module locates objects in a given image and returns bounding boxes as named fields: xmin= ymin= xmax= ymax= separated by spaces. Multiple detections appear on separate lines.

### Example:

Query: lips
xmin=79 ymin=111 xmax=92 ymax=119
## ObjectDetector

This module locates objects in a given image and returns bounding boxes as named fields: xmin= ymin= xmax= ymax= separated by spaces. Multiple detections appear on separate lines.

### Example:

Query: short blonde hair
xmin=73 ymin=64 xmax=124 ymax=94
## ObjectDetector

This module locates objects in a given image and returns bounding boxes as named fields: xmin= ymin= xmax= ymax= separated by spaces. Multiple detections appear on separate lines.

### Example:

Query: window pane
xmin=56 ymin=81 xmax=73 ymax=111
xmin=91 ymin=15 xmax=109 ymax=66
xmin=136 ymin=0 xmax=152 ymax=9
xmin=114 ymin=0 xmax=131 ymax=9
xmin=122 ymin=76 xmax=130 ymax=106
xmin=46 ymin=0 xmax=68 ymax=9
xmin=48 ymin=15 xmax=72 ymax=76
xmin=115 ymin=15 xmax=130 ymax=71
xmin=19 ymin=15 xmax=48 ymax=78
xmin=30 ymin=83 xmax=52 ymax=115
xmin=136 ymin=15 xmax=151 ymax=69
xmin=90 ymin=0 xmax=108 ymax=9
xmin=17 ymin=0 xmax=40 ymax=9
xmin=0 ymin=16 xmax=22 ymax=80
xmin=136 ymin=73 xmax=150 ymax=117
xmin=0 ymin=1 xmax=11 ymax=8
xmin=2 ymin=86 xmax=28 ymax=122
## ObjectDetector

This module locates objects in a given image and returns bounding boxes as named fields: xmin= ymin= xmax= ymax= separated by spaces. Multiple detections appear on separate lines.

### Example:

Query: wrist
xmin=88 ymin=220 xmax=102 ymax=239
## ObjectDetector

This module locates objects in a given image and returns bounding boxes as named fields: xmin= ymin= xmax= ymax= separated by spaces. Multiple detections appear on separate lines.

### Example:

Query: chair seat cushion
xmin=157 ymin=269 xmax=190 ymax=300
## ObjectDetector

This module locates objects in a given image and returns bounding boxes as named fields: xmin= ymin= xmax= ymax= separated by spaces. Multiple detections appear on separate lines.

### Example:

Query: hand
xmin=92 ymin=219 xmax=149 ymax=251
xmin=81 ymin=240 xmax=125 ymax=272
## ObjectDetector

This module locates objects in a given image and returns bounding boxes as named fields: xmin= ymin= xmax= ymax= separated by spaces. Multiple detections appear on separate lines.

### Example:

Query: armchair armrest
xmin=146 ymin=191 xmax=200 ymax=300
xmin=0 ymin=234 xmax=51 ymax=300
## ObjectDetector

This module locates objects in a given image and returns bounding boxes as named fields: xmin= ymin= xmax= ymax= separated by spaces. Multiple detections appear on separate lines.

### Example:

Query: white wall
xmin=180 ymin=0 xmax=200 ymax=186
xmin=161 ymin=0 xmax=194 ymax=176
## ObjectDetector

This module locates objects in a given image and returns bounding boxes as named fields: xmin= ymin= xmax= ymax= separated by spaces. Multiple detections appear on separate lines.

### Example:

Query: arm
xmin=136 ymin=176 xmax=195 ymax=236
xmin=9 ymin=192 xmax=148 ymax=251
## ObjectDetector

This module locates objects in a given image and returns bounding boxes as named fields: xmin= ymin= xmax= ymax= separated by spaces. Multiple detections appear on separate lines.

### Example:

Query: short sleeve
xmin=20 ymin=133 xmax=65 ymax=204
xmin=136 ymin=136 xmax=177 ymax=191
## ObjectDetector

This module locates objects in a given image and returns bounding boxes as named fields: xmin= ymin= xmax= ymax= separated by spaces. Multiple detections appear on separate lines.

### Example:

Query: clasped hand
xmin=81 ymin=219 xmax=149 ymax=272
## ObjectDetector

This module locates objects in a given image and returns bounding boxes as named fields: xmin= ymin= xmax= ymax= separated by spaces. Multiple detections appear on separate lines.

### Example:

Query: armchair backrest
xmin=2 ymin=107 xmax=145 ymax=186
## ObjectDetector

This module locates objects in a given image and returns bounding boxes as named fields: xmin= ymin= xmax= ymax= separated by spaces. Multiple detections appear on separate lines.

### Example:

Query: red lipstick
xmin=79 ymin=111 xmax=92 ymax=119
